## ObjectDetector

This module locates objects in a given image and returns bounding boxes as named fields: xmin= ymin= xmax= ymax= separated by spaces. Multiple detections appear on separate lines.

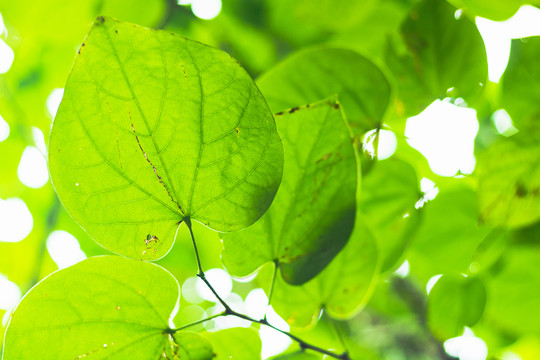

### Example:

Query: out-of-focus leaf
xmin=49 ymin=17 xmax=283 ymax=260
xmin=386 ymin=0 xmax=487 ymax=116
xmin=477 ymin=131 xmax=540 ymax=228
xmin=203 ymin=327 xmax=262 ymax=360
xmin=447 ymin=0 xmax=531 ymax=20
xmin=428 ymin=274 xmax=486 ymax=340
xmin=484 ymin=223 xmax=540 ymax=335
xmin=408 ymin=188 xmax=491 ymax=282
xmin=257 ymin=47 xmax=391 ymax=132
xmin=3 ymin=256 xmax=213 ymax=359
xmin=501 ymin=37 xmax=540 ymax=129
xmin=360 ymin=159 xmax=420 ymax=272
xmin=222 ymin=98 xmax=357 ymax=285
xmin=271 ymin=352 xmax=321 ymax=359
xmin=271 ymin=215 xmax=378 ymax=328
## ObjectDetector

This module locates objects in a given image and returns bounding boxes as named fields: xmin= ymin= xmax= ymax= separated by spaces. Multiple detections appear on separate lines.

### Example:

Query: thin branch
xmin=264 ymin=260 xmax=279 ymax=322
xmin=185 ymin=225 xmax=351 ymax=360
xmin=171 ymin=311 xmax=226 ymax=333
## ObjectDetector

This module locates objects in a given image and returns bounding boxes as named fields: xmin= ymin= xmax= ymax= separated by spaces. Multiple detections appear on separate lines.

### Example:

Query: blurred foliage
xmin=1 ymin=0 xmax=539 ymax=359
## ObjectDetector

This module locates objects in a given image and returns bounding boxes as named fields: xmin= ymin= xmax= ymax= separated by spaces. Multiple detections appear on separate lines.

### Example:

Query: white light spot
xmin=416 ymin=177 xmax=439 ymax=209
xmin=362 ymin=128 xmax=397 ymax=160
xmin=426 ymin=274 xmax=443 ymax=294
xmin=0 ymin=274 xmax=21 ymax=310
xmin=0 ymin=113 xmax=9 ymax=142
xmin=31 ymin=127 xmax=47 ymax=154
xmin=244 ymin=288 xmax=269 ymax=319
xmin=17 ymin=146 xmax=49 ymax=189
xmin=0 ymin=38 xmax=14 ymax=74
xmin=266 ymin=306 xmax=289 ymax=332
xmin=500 ymin=351 xmax=522 ymax=360
xmin=213 ymin=293 xmax=251 ymax=330
xmin=0 ymin=13 xmax=8 ymax=37
xmin=177 ymin=0 xmax=191 ymax=4
xmin=46 ymin=88 xmax=64 ymax=119
xmin=504 ymin=5 xmax=540 ymax=38
xmin=46 ymin=230 xmax=86 ymax=269
xmin=260 ymin=325 xmax=292 ymax=359
xmin=195 ymin=268 xmax=232 ymax=302
xmin=191 ymin=0 xmax=222 ymax=20
xmin=182 ymin=277 xmax=204 ymax=304
xmin=444 ymin=327 xmax=488 ymax=360
xmin=403 ymin=213 xmax=410 ymax=218
xmin=0 ymin=197 xmax=33 ymax=243
xmin=491 ymin=109 xmax=519 ymax=136
xmin=455 ymin=9 xmax=463 ymax=20
xmin=394 ymin=260 xmax=410 ymax=277
xmin=405 ymin=100 xmax=479 ymax=177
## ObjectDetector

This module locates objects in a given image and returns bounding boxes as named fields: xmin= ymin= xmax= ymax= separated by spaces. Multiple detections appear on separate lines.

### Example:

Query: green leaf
xmin=257 ymin=47 xmax=391 ymax=132
xmin=387 ymin=0 xmax=488 ymax=115
xmin=271 ymin=214 xmax=378 ymax=328
xmin=222 ymin=98 xmax=358 ymax=285
xmin=428 ymin=274 xmax=486 ymax=340
xmin=203 ymin=327 xmax=262 ymax=360
xmin=484 ymin=223 xmax=540 ymax=335
xmin=407 ymin=188 xmax=490 ymax=282
xmin=49 ymin=17 xmax=284 ymax=260
xmin=2 ymin=256 xmax=213 ymax=359
xmin=360 ymin=159 xmax=420 ymax=272
xmin=447 ymin=0 xmax=530 ymax=20
xmin=477 ymin=131 xmax=540 ymax=228
xmin=501 ymin=37 xmax=540 ymax=129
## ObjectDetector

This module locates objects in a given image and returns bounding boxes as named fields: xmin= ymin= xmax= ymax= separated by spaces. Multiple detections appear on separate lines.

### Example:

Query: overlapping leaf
xmin=49 ymin=17 xmax=283 ymax=260
xmin=2 ymin=256 xmax=213 ymax=359
xmin=222 ymin=98 xmax=358 ymax=285
xmin=203 ymin=328 xmax=262 ymax=360
xmin=257 ymin=47 xmax=391 ymax=132
xmin=271 ymin=214 xmax=378 ymax=328
xmin=386 ymin=0 xmax=488 ymax=115
xmin=447 ymin=0 xmax=533 ymax=20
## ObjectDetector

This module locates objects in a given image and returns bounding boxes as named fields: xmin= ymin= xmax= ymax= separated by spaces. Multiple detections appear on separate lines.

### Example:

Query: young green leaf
xmin=428 ymin=274 xmax=486 ymax=340
xmin=49 ymin=17 xmax=283 ymax=260
xmin=222 ymin=98 xmax=358 ymax=285
xmin=257 ymin=47 xmax=391 ymax=132
xmin=2 ymin=256 xmax=213 ymax=359
xmin=271 ymin=214 xmax=378 ymax=328
xmin=203 ymin=327 xmax=262 ymax=360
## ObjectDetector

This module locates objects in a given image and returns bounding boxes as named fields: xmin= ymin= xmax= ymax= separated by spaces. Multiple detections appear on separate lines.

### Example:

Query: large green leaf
xmin=2 ymin=256 xmax=213 ymax=359
xmin=407 ymin=187 xmax=490 ymax=282
xmin=501 ymin=37 xmax=540 ymax=129
xmin=360 ymin=159 xmax=420 ymax=272
xmin=49 ymin=17 xmax=284 ymax=260
xmin=428 ymin=274 xmax=486 ymax=340
xmin=222 ymin=98 xmax=358 ymax=285
xmin=203 ymin=327 xmax=262 ymax=360
xmin=386 ymin=0 xmax=488 ymax=115
xmin=477 ymin=131 xmax=540 ymax=228
xmin=257 ymin=47 xmax=391 ymax=132
xmin=271 ymin=215 xmax=378 ymax=328
xmin=483 ymin=223 xmax=540 ymax=335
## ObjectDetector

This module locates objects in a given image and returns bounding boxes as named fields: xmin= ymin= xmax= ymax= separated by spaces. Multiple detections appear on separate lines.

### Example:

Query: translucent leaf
xmin=2 ymin=256 xmax=213 ymax=359
xmin=271 ymin=215 xmax=378 ymax=328
xmin=387 ymin=0 xmax=488 ymax=115
xmin=272 ymin=352 xmax=321 ymax=359
xmin=477 ymin=131 xmax=540 ymax=228
xmin=203 ymin=327 xmax=262 ymax=360
xmin=428 ymin=274 xmax=486 ymax=340
xmin=49 ymin=17 xmax=284 ymax=260
xmin=222 ymin=98 xmax=358 ymax=285
xmin=257 ymin=47 xmax=391 ymax=132
xmin=447 ymin=0 xmax=528 ymax=20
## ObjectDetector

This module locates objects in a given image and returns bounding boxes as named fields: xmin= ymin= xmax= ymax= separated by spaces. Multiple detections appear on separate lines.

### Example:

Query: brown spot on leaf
xmin=289 ymin=107 xmax=300 ymax=114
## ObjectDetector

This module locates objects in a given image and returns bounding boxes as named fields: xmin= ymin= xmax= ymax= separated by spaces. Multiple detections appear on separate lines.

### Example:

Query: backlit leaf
xmin=222 ymin=98 xmax=358 ymax=285
xmin=203 ymin=327 xmax=262 ymax=360
xmin=49 ymin=17 xmax=283 ymax=260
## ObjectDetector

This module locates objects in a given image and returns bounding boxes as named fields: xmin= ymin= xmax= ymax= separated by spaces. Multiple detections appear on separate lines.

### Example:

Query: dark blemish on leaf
xmin=275 ymin=111 xmax=284 ymax=116
xmin=235 ymin=127 xmax=239 ymax=137
xmin=181 ymin=63 xmax=187 ymax=79
xmin=515 ymin=182 xmax=528 ymax=198
xmin=131 ymin=121 xmax=182 ymax=211
xmin=532 ymin=188 xmax=538 ymax=196
xmin=289 ymin=107 xmax=300 ymax=114
xmin=333 ymin=103 xmax=340 ymax=109
xmin=97 ymin=16 xmax=105 ymax=24
xmin=115 ymin=30 xmax=118 ymax=34
xmin=145 ymin=234 xmax=159 ymax=245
